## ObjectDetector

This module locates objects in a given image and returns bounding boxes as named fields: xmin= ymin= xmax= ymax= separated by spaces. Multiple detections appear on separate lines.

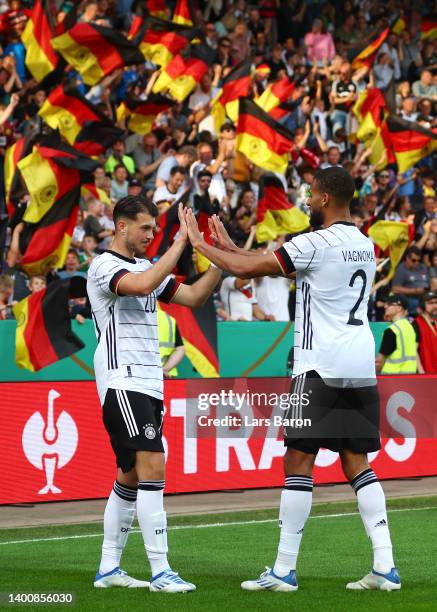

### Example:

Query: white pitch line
xmin=0 ymin=505 xmax=435 ymax=547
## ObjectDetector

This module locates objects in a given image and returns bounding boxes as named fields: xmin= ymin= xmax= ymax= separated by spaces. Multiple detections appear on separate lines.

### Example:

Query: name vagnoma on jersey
xmin=273 ymin=222 xmax=377 ymax=387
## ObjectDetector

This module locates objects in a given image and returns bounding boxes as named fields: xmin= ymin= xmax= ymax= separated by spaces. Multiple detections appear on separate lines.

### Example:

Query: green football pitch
xmin=1 ymin=496 xmax=436 ymax=612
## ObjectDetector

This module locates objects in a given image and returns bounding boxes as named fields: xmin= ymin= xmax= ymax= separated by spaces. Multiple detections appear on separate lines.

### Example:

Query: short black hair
xmin=113 ymin=196 xmax=158 ymax=227
xmin=170 ymin=165 xmax=186 ymax=177
xmin=313 ymin=166 xmax=355 ymax=205
xmin=405 ymin=245 xmax=421 ymax=259
xmin=198 ymin=170 xmax=213 ymax=181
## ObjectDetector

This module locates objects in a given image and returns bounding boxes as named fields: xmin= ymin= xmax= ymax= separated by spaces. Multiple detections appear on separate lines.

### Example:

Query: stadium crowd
xmin=0 ymin=0 xmax=436 ymax=368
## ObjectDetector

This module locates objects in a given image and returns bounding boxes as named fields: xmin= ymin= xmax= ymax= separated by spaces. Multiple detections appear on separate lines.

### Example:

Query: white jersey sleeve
xmin=273 ymin=233 xmax=325 ymax=274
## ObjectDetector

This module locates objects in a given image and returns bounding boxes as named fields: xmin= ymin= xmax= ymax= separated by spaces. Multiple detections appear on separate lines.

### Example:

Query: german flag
xmin=18 ymin=187 xmax=80 ymax=277
xmin=74 ymin=122 xmax=124 ymax=157
xmin=173 ymin=0 xmax=196 ymax=26
xmin=137 ymin=17 xmax=200 ymax=67
xmin=237 ymin=98 xmax=294 ymax=174
xmin=81 ymin=183 xmax=111 ymax=206
xmin=21 ymin=0 xmax=58 ymax=82
xmin=167 ymin=45 xmax=216 ymax=102
xmin=351 ymin=27 xmax=389 ymax=71
xmin=13 ymin=278 xmax=85 ymax=372
xmin=353 ymin=87 xmax=387 ymax=142
xmin=392 ymin=16 xmax=406 ymax=34
xmin=159 ymin=290 xmax=219 ymax=377
xmin=38 ymin=82 xmax=109 ymax=145
xmin=116 ymin=94 xmax=175 ymax=135
xmin=4 ymin=135 xmax=35 ymax=218
xmin=52 ymin=22 xmax=144 ymax=85
xmin=256 ymin=173 xmax=309 ymax=242
xmin=212 ymin=60 xmax=252 ymax=129
xmin=147 ymin=0 xmax=166 ymax=19
xmin=17 ymin=133 xmax=98 ymax=224
xmin=421 ymin=18 xmax=437 ymax=40
xmin=152 ymin=54 xmax=187 ymax=94
xmin=386 ymin=116 xmax=437 ymax=173
xmin=368 ymin=221 xmax=410 ymax=278
xmin=256 ymin=77 xmax=295 ymax=114
xmin=146 ymin=203 xmax=180 ymax=260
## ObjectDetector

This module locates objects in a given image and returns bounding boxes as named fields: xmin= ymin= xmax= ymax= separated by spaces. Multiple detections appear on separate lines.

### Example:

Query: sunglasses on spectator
xmin=220 ymin=43 xmax=231 ymax=48
xmin=409 ymin=257 xmax=420 ymax=262
xmin=379 ymin=173 xmax=389 ymax=178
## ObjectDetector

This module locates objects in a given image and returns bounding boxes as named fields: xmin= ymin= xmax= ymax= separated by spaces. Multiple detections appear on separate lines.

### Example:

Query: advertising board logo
xmin=22 ymin=389 xmax=78 ymax=495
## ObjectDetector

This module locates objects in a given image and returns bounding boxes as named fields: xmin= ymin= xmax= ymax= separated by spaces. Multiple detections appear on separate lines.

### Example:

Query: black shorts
xmin=102 ymin=388 xmax=164 ymax=473
xmin=284 ymin=371 xmax=381 ymax=455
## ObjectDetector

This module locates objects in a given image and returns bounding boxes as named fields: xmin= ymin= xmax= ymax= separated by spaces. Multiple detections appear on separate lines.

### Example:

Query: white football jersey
xmin=274 ymin=222 xmax=377 ymax=387
xmin=87 ymin=250 xmax=180 ymax=404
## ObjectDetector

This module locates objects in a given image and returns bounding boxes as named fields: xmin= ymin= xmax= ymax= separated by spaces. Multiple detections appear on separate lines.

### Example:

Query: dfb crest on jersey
xmin=144 ymin=424 xmax=156 ymax=440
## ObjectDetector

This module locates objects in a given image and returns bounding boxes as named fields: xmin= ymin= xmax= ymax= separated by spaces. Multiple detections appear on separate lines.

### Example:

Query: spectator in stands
xmin=104 ymin=139 xmax=135 ymax=175
xmin=155 ymin=145 xmax=197 ymax=188
xmin=412 ymin=69 xmax=437 ymax=100
xmin=131 ymin=132 xmax=162 ymax=192
xmin=376 ymin=295 xmax=418 ymax=374
xmin=57 ymin=249 xmax=87 ymax=279
xmin=220 ymin=276 xmax=275 ymax=321
xmin=83 ymin=199 xmax=114 ymax=245
xmin=110 ymin=163 xmax=129 ymax=202
xmin=153 ymin=165 xmax=186 ymax=206
xmin=0 ymin=273 xmax=13 ymax=320
xmin=28 ymin=274 xmax=46 ymax=294
xmin=392 ymin=246 xmax=430 ymax=315
xmin=413 ymin=291 xmax=437 ymax=374
xmin=304 ymin=19 xmax=335 ymax=66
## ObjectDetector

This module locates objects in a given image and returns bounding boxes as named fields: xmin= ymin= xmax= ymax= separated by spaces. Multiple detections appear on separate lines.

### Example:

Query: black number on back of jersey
xmin=347 ymin=269 xmax=367 ymax=326
xmin=144 ymin=293 xmax=157 ymax=313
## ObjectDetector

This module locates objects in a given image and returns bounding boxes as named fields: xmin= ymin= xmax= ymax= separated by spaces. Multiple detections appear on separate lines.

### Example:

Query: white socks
xmin=137 ymin=480 xmax=169 ymax=577
xmin=99 ymin=481 xmax=137 ymax=575
xmin=351 ymin=469 xmax=394 ymax=573
xmin=273 ymin=475 xmax=313 ymax=577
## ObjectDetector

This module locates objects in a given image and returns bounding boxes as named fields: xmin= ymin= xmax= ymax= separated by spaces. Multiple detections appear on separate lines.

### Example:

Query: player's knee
xmin=135 ymin=451 xmax=165 ymax=481
xmin=340 ymin=450 xmax=369 ymax=481
xmin=283 ymin=448 xmax=315 ymax=476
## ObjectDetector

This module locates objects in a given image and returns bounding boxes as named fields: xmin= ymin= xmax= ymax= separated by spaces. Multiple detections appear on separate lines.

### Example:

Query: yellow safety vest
xmin=157 ymin=307 xmax=178 ymax=377
xmin=381 ymin=318 xmax=417 ymax=374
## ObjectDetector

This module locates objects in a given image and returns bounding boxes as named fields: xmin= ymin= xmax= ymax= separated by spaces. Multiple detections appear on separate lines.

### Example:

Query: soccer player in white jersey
xmin=185 ymin=167 xmax=400 ymax=592
xmin=87 ymin=196 xmax=221 ymax=592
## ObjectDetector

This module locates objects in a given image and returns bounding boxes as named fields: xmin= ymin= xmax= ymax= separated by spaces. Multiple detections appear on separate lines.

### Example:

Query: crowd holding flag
xmin=52 ymin=22 xmax=144 ymax=85
xmin=21 ymin=0 xmax=58 ymax=81
xmin=368 ymin=221 xmax=410 ymax=278
xmin=116 ymin=95 xmax=175 ymax=135
xmin=256 ymin=173 xmax=309 ymax=242
xmin=256 ymin=76 xmax=295 ymax=114
xmin=351 ymin=27 xmax=390 ymax=71
xmin=172 ymin=0 xmax=196 ymax=26
xmin=166 ymin=44 xmax=216 ymax=102
xmin=136 ymin=17 xmax=199 ymax=67
xmin=236 ymin=98 xmax=295 ymax=174
xmin=13 ymin=278 xmax=86 ymax=372
xmin=211 ymin=60 xmax=252 ymax=129
xmin=385 ymin=116 xmax=437 ymax=173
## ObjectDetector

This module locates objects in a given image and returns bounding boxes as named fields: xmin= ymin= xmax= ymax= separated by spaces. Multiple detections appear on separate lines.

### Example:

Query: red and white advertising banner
xmin=1 ymin=377 xmax=436 ymax=505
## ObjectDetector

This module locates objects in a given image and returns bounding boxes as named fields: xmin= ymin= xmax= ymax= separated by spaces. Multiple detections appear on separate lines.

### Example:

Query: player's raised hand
xmin=185 ymin=208 xmax=204 ymax=248
xmin=177 ymin=202 xmax=188 ymax=241
xmin=208 ymin=215 xmax=237 ymax=252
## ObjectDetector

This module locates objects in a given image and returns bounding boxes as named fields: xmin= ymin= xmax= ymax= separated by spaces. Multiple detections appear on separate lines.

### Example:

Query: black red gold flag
xmin=13 ymin=278 xmax=85 ymax=372
xmin=52 ymin=22 xmax=144 ymax=85
xmin=21 ymin=0 xmax=58 ymax=81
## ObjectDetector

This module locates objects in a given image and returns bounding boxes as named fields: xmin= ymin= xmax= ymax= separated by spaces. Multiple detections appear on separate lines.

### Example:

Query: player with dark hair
xmin=87 ymin=196 xmax=221 ymax=592
xmin=185 ymin=167 xmax=400 ymax=592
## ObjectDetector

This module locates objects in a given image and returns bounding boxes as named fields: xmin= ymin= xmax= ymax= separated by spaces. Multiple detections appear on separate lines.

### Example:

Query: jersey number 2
xmin=347 ymin=269 xmax=366 ymax=326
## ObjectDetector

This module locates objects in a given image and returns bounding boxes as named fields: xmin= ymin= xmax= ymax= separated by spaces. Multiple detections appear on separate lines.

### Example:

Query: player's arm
xmin=186 ymin=209 xmax=283 ymax=279
xmin=207 ymin=215 xmax=260 ymax=256
xmin=117 ymin=203 xmax=188 ymax=297
xmin=171 ymin=265 xmax=223 ymax=308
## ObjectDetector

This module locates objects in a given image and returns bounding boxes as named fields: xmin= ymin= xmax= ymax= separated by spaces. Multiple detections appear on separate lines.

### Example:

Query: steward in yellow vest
xmin=376 ymin=295 xmax=418 ymax=375
xmin=157 ymin=305 xmax=185 ymax=378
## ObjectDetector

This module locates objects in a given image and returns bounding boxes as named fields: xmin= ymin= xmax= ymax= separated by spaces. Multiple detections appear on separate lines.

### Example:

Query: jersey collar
xmin=330 ymin=221 xmax=355 ymax=226
xmin=105 ymin=249 xmax=136 ymax=263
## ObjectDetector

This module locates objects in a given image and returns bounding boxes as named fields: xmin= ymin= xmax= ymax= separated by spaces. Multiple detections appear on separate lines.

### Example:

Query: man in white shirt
xmin=88 ymin=196 xmax=221 ymax=592
xmin=185 ymin=166 xmax=400 ymax=593
xmin=152 ymin=166 xmax=186 ymax=205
